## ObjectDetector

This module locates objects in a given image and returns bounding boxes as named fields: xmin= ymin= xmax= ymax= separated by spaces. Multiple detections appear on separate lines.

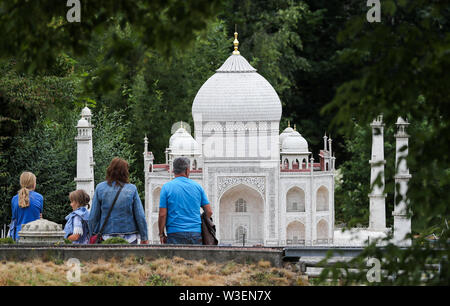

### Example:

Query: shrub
xmin=0 ymin=237 xmax=14 ymax=244
xmin=101 ymin=237 xmax=129 ymax=244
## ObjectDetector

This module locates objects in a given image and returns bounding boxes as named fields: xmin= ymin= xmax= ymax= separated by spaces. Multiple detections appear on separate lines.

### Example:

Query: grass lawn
xmin=0 ymin=256 xmax=309 ymax=286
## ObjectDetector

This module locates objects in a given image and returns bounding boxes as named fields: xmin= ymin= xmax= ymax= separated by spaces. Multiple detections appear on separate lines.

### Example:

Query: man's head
xmin=173 ymin=157 xmax=190 ymax=177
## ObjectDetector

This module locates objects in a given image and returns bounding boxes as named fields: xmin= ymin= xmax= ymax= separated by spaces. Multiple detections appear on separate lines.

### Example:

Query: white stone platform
xmin=331 ymin=228 xmax=390 ymax=246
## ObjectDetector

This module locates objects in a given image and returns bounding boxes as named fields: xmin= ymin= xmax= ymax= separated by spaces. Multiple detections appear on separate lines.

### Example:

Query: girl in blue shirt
xmin=64 ymin=189 xmax=91 ymax=244
xmin=10 ymin=172 xmax=43 ymax=241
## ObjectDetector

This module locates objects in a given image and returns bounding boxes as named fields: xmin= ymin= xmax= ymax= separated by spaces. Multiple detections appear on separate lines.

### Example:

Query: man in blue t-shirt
xmin=158 ymin=157 xmax=212 ymax=244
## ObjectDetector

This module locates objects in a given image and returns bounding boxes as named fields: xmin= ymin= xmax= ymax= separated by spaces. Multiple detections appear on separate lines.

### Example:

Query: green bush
xmin=101 ymin=237 xmax=129 ymax=244
xmin=0 ymin=237 xmax=15 ymax=244
xmin=146 ymin=274 xmax=174 ymax=286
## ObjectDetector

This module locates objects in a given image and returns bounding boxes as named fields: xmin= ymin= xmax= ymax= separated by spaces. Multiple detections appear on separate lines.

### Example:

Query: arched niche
xmin=286 ymin=187 xmax=305 ymax=212
xmin=152 ymin=187 xmax=161 ymax=213
xmin=316 ymin=219 xmax=329 ymax=241
xmin=292 ymin=159 xmax=300 ymax=169
xmin=301 ymin=158 xmax=307 ymax=169
xmin=316 ymin=186 xmax=329 ymax=211
xmin=286 ymin=221 xmax=305 ymax=245
xmin=283 ymin=158 xmax=289 ymax=169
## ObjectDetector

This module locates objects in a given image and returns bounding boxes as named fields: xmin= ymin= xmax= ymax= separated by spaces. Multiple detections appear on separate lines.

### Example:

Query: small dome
xmin=18 ymin=218 xmax=65 ymax=244
xmin=169 ymin=125 xmax=192 ymax=147
xmin=282 ymin=131 xmax=309 ymax=153
xmin=81 ymin=106 xmax=92 ymax=117
xmin=396 ymin=117 xmax=409 ymax=125
xmin=170 ymin=127 xmax=200 ymax=155
xmin=21 ymin=219 xmax=62 ymax=232
xmin=169 ymin=127 xmax=184 ymax=147
xmin=77 ymin=118 xmax=89 ymax=127
xmin=279 ymin=126 xmax=295 ymax=146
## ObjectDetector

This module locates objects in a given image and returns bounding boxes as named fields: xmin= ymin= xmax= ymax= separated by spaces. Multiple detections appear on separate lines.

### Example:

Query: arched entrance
xmin=219 ymin=184 xmax=264 ymax=246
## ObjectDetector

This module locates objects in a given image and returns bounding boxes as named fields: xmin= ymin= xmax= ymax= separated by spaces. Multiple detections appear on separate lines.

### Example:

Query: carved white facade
xmin=144 ymin=42 xmax=335 ymax=246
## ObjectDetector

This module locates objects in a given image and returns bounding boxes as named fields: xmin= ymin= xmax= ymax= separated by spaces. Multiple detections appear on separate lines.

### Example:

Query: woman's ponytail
xmin=18 ymin=172 xmax=36 ymax=208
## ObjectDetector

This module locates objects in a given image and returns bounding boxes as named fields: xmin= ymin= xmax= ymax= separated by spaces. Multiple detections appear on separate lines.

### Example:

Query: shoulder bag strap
xmin=97 ymin=184 xmax=123 ymax=236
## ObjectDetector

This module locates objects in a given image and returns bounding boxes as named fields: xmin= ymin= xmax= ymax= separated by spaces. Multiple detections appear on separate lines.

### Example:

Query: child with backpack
xmin=64 ymin=189 xmax=91 ymax=244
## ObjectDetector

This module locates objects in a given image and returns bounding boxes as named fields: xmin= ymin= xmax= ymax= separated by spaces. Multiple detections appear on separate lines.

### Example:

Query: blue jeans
xmin=167 ymin=232 xmax=202 ymax=245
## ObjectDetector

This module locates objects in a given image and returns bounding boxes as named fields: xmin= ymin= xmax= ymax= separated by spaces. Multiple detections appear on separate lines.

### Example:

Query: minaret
xmin=143 ymin=134 xmax=154 ymax=241
xmin=75 ymin=107 xmax=95 ymax=204
xmin=368 ymin=115 xmax=387 ymax=230
xmin=393 ymin=117 xmax=412 ymax=246
xmin=143 ymin=134 xmax=154 ymax=174
xmin=328 ymin=135 xmax=333 ymax=170
xmin=81 ymin=107 xmax=95 ymax=185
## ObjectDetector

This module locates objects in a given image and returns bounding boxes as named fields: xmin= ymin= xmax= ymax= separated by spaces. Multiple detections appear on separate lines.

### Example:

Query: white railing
xmin=286 ymin=239 xmax=306 ymax=245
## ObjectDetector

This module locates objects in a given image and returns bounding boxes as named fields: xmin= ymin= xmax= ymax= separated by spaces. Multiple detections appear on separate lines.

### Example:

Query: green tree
xmin=334 ymin=123 xmax=395 ymax=228
xmin=92 ymin=109 xmax=142 ymax=194
xmin=0 ymin=58 xmax=78 ymax=146
xmin=0 ymin=57 xmax=79 ymax=226
xmin=220 ymin=0 xmax=365 ymax=156
xmin=1 ymin=114 xmax=77 ymax=225
xmin=126 ymin=19 xmax=230 ymax=173
xmin=320 ymin=0 xmax=450 ymax=285
xmin=0 ymin=108 xmax=140 ymax=226
xmin=0 ymin=0 xmax=223 ymax=74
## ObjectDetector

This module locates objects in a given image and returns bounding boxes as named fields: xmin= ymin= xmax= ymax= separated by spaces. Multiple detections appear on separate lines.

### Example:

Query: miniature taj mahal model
xmin=75 ymin=33 xmax=412 ymax=247
xmin=144 ymin=33 xmax=335 ymax=246
xmin=143 ymin=33 xmax=336 ymax=246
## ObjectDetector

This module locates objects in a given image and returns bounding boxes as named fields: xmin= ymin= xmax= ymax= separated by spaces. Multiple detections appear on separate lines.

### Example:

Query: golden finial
xmin=294 ymin=124 xmax=297 ymax=131
xmin=233 ymin=25 xmax=240 ymax=55
xmin=180 ymin=121 xmax=183 ymax=129
xmin=288 ymin=120 xmax=291 ymax=128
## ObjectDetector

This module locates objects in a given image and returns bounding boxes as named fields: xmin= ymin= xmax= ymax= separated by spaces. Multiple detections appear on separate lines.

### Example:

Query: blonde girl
xmin=10 ymin=172 xmax=43 ymax=241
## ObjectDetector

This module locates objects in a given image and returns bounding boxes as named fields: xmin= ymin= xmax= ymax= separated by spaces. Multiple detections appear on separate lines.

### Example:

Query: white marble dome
xmin=192 ymin=54 xmax=282 ymax=123
xmin=169 ymin=127 xmax=184 ymax=147
xmin=170 ymin=127 xmax=200 ymax=155
xmin=81 ymin=106 xmax=92 ymax=117
xmin=396 ymin=116 xmax=408 ymax=125
xmin=77 ymin=118 xmax=89 ymax=127
xmin=282 ymin=131 xmax=309 ymax=153
xmin=279 ymin=126 xmax=295 ymax=146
